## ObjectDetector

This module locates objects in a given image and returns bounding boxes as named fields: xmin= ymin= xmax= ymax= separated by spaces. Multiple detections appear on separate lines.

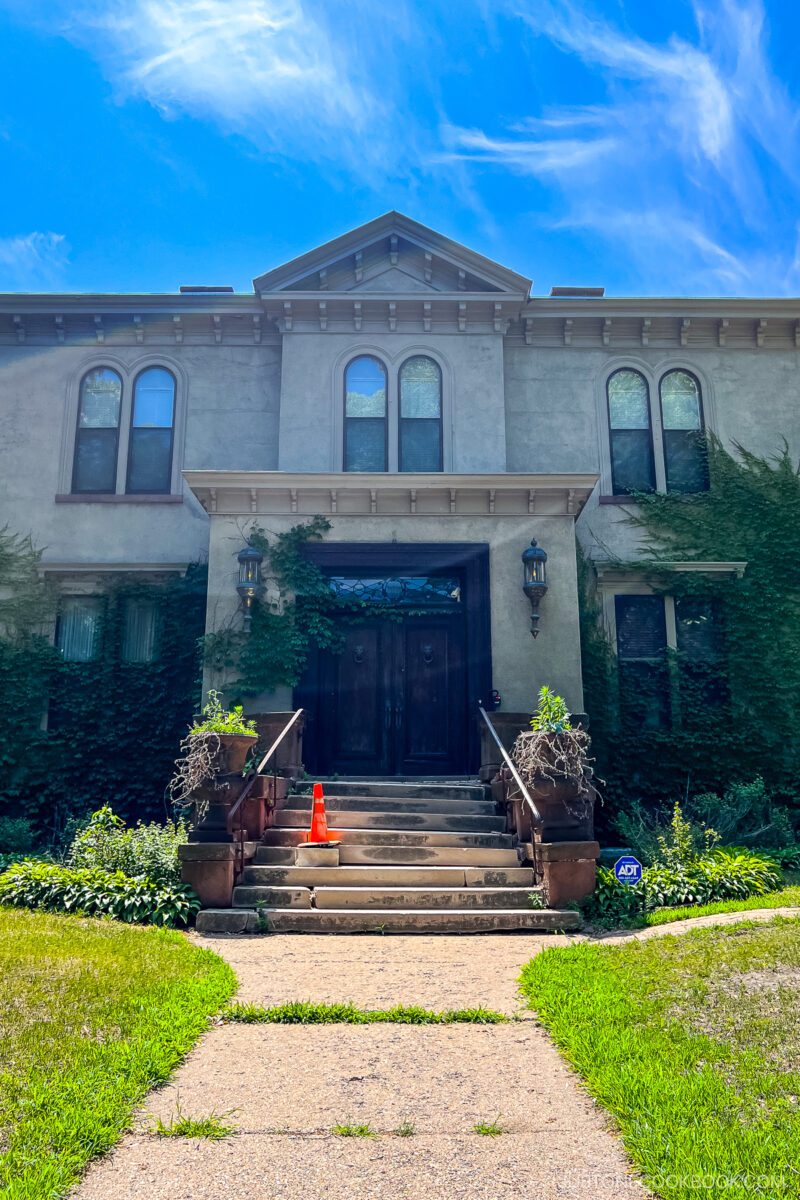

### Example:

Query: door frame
xmin=294 ymin=542 xmax=492 ymax=775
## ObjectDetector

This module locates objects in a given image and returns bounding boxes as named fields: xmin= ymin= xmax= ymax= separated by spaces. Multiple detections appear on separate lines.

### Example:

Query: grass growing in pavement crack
xmin=331 ymin=1121 xmax=378 ymax=1138
xmin=223 ymin=1001 xmax=509 ymax=1024
xmin=150 ymin=1104 xmax=238 ymax=1140
xmin=472 ymin=1116 xmax=507 ymax=1136
xmin=393 ymin=1121 xmax=416 ymax=1137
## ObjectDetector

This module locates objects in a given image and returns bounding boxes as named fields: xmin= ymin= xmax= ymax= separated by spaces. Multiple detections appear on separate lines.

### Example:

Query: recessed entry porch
xmin=186 ymin=469 xmax=599 ymax=779
xmin=295 ymin=542 xmax=490 ymax=777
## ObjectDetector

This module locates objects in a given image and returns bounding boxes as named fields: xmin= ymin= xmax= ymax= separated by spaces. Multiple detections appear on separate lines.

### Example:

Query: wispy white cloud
xmin=44 ymin=0 xmax=390 ymax=167
xmin=0 ymin=233 xmax=70 ymax=290
xmin=447 ymin=0 xmax=800 ymax=293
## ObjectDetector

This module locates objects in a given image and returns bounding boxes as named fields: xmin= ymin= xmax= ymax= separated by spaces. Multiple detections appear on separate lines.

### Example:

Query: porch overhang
xmin=183 ymin=471 xmax=599 ymax=520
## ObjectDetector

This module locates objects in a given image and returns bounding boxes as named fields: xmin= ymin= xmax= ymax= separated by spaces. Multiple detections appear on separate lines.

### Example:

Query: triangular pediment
xmin=253 ymin=212 xmax=531 ymax=297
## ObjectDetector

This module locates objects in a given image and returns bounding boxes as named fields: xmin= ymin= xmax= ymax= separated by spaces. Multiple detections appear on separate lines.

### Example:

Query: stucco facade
xmin=1 ymin=212 xmax=798 ymax=774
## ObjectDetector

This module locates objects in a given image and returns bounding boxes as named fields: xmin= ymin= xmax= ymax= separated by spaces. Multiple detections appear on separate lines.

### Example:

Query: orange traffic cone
xmin=307 ymin=783 xmax=330 ymax=843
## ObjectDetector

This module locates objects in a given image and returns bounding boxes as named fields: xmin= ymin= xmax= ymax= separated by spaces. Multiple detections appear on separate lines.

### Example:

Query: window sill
xmin=55 ymin=494 xmax=183 ymax=505
xmin=599 ymin=494 xmax=639 ymax=505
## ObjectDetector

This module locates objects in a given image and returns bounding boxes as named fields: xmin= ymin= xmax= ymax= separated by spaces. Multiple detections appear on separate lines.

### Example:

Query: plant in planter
xmin=511 ymin=686 xmax=596 ymax=840
xmin=169 ymin=690 xmax=257 ymax=824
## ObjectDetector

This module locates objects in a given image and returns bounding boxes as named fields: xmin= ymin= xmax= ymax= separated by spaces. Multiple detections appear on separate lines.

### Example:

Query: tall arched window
xmin=607 ymin=369 xmax=655 ymax=495
xmin=399 ymin=356 xmax=442 ymax=472
xmin=127 ymin=368 xmax=176 ymax=493
xmin=72 ymin=367 xmax=122 ymax=493
xmin=344 ymin=355 xmax=387 ymax=472
xmin=659 ymin=370 xmax=708 ymax=493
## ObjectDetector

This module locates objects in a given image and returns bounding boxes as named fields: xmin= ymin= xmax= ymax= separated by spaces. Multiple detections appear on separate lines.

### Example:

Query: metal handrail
xmin=228 ymin=707 xmax=304 ymax=826
xmin=477 ymin=705 xmax=544 ymax=825
xmin=228 ymin=709 xmax=304 ymax=884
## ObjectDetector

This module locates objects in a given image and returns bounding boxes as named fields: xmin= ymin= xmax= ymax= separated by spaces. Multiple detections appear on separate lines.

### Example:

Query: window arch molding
xmin=596 ymin=358 xmax=714 ymax=497
xmin=59 ymin=353 xmax=188 ymax=497
xmin=330 ymin=342 xmax=453 ymax=472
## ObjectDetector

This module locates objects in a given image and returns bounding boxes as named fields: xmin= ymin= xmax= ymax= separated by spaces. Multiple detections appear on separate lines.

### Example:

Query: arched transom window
xmin=72 ymin=368 xmax=123 ymax=493
xmin=127 ymin=368 xmax=176 ymax=494
xmin=344 ymin=355 xmax=388 ymax=472
xmin=607 ymin=368 xmax=655 ymax=495
xmin=399 ymin=356 xmax=442 ymax=472
xmin=659 ymin=370 xmax=708 ymax=494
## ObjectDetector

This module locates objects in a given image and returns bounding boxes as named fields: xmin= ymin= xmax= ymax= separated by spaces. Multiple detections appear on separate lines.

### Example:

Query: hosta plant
xmin=0 ymin=860 xmax=200 ymax=927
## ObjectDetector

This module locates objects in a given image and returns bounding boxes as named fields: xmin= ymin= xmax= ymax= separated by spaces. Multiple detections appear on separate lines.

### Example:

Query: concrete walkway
xmin=73 ymin=932 xmax=645 ymax=1200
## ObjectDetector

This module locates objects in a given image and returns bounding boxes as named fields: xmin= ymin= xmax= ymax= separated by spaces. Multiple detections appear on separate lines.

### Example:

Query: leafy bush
xmin=0 ymin=816 xmax=35 ymax=854
xmin=66 ymin=805 xmax=187 ymax=885
xmin=192 ymin=689 xmax=256 ymax=737
xmin=758 ymin=844 xmax=800 ymax=871
xmin=585 ymin=847 xmax=781 ymax=924
xmin=0 ymin=860 xmax=200 ymax=927
xmin=614 ymin=782 xmax=796 ymax=866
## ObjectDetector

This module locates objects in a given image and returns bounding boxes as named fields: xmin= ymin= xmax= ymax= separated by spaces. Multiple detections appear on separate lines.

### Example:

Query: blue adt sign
xmin=614 ymin=856 xmax=643 ymax=885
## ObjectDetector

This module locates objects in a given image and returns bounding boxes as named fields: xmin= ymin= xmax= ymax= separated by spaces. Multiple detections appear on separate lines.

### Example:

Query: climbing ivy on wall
xmin=581 ymin=437 xmax=800 ymax=830
xmin=202 ymin=516 xmax=424 ymax=700
xmin=0 ymin=527 xmax=207 ymax=839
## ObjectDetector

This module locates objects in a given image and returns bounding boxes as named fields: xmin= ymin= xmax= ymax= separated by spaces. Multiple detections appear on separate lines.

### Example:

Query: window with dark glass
xmin=344 ymin=356 xmax=387 ymax=472
xmin=660 ymin=370 xmax=708 ymax=494
xmin=55 ymin=596 xmax=103 ymax=662
xmin=120 ymin=596 xmax=158 ymax=663
xmin=399 ymin=356 xmax=442 ymax=472
xmin=127 ymin=368 xmax=175 ymax=493
xmin=72 ymin=368 xmax=122 ymax=493
xmin=615 ymin=594 xmax=669 ymax=727
xmin=607 ymin=369 xmax=655 ymax=495
xmin=675 ymin=595 xmax=725 ymax=707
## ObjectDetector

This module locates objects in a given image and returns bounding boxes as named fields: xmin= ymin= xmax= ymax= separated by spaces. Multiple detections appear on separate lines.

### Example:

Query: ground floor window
xmin=614 ymin=592 xmax=724 ymax=727
xmin=55 ymin=596 xmax=104 ymax=662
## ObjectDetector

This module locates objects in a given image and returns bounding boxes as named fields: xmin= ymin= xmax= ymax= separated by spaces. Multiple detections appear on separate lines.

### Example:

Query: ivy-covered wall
xmin=0 ymin=530 xmax=206 ymax=840
xmin=581 ymin=438 xmax=800 ymax=834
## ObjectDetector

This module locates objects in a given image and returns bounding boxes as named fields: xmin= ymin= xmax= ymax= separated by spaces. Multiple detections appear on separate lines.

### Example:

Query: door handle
xmin=395 ymin=695 xmax=404 ymax=729
xmin=384 ymin=697 xmax=392 ymax=730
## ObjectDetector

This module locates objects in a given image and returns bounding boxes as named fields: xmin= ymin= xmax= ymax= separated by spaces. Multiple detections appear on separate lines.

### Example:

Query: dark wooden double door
xmin=317 ymin=613 xmax=467 ymax=776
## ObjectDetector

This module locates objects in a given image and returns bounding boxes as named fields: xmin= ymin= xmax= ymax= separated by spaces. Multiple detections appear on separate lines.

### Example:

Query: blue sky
xmin=1 ymin=0 xmax=799 ymax=296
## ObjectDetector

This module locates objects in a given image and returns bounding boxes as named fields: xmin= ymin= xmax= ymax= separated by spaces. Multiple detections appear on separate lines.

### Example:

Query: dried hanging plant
xmin=167 ymin=730 xmax=221 ymax=821
xmin=510 ymin=685 xmax=599 ymax=805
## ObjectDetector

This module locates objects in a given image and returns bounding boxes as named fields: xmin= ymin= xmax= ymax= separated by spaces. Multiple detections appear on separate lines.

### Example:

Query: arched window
xmin=127 ymin=368 xmax=176 ymax=493
xmin=344 ymin=356 xmax=387 ymax=472
xmin=659 ymin=370 xmax=708 ymax=493
xmin=607 ymin=369 xmax=655 ymax=495
xmin=399 ymin=356 xmax=442 ymax=472
xmin=72 ymin=367 xmax=122 ymax=493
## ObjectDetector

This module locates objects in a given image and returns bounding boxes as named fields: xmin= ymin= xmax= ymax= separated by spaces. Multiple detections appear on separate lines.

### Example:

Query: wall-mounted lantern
xmin=522 ymin=538 xmax=548 ymax=637
xmin=236 ymin=545 xmax=263 ymax=632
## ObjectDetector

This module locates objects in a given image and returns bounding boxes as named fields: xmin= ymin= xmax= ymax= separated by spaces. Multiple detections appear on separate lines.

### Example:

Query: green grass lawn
xmin=641 ymin=879 xmax=800 ymax=927
xmin=521 ymin=916 xmax=800 ymax=1200
xmin=0 ymin=906 xmax=236 ymax=1200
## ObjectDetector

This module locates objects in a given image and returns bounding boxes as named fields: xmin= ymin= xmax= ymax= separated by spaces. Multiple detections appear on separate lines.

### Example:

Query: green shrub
xmin=0 ymin=860 xmax=200 ymax=927
xmin=585 ymin=848 xmax=781 ymax=923
xmin=67 ymin=805 xmax=187 ymax=886
xmin=0 ymin=816 xmax=36 ymax=854
xmin=615 ymin=779 xmax=797 ymax=864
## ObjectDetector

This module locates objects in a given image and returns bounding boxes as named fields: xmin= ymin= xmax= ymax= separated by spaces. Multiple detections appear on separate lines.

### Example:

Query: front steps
xmin=195 ymin=780 xmax=582 ymax=935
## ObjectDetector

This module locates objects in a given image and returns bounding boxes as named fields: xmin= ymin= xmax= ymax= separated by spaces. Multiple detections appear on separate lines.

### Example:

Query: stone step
xmin=240 ymin=865 xmax=536 ymax=888
xmin=232 ymin=885 xmax=540 ymax=910
xmin=307 ymin=781 xmax=485 ymax=802
xmin=254 ymin=843 xmax=521 ymax=867
xmin=314 ymin=886 xmax=539 ymax=910
xmin=260 ymin=828 xmax=514 ymax=849
xmin=196 ymin=907 xmax=581 ymax=934
xmin=279 ymin=796 xmax=498 ymax=815
xmin=272 ymin=810 xmax=506 ymax=832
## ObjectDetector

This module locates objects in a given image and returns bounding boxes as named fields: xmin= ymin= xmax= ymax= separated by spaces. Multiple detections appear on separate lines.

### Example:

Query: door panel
xmin=320 ymin=623 xmax=390 ymax=775
xmin=317 ymin=614 xmax=467 ymax=776
xmin=398 ymin=617 xmax=465 ymax=774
